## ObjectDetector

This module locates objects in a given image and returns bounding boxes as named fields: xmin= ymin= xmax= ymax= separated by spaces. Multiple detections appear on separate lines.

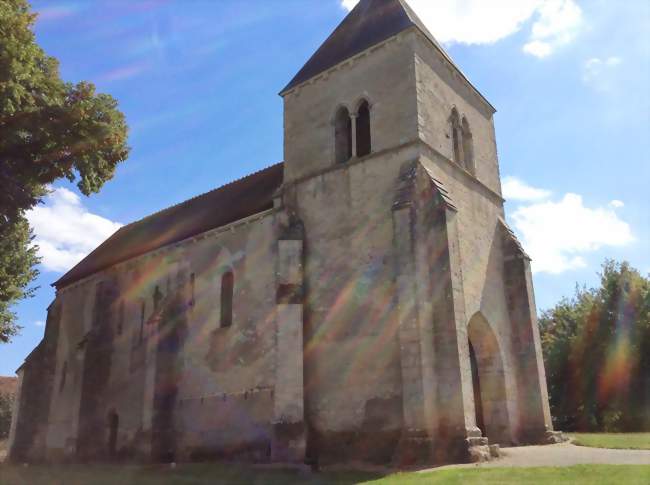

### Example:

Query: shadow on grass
xmin=1 ymin=462 xmax=649 ymax=485
xmin=0 ymin=463 xmax=385 ymax=485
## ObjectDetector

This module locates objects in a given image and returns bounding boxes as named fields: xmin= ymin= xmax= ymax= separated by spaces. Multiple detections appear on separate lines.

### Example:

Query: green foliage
xmin=0 ymin=0 xmax=129 ymax=223
xmin=0 ymin=217 xmax=39 ymax=342
xmin=540 ymin=261 xmax=650 ymax=432
xmin=0 ymin=0 xmax=129 ymax=341
xmin=0 ymin=390 xmax=14 ymax=439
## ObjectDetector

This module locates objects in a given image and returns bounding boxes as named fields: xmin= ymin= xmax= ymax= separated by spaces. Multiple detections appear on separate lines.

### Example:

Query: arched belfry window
xmin=356 ymin=100 xmax=371 ymax=157
xmin=450 ymin=108 xmax=462 ymax=166
xmin=461 ymin=117 xmax=475 ymax=174
xmin=335 ymin=106 xmax=352 ymax=164
xmin=220 ymin=271 xmax=234 ymax=328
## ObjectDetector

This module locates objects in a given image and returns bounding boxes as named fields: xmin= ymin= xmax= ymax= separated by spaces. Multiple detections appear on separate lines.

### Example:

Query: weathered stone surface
xmin=489 ymin=443 xmax=501 ymax=458
xmin=9 ymin=0 xmax=553 ymax=467
xmin=546 ymin=430 xmax=569 ymax=444
xmin=468 ymin=445 xmax=491 ymax=463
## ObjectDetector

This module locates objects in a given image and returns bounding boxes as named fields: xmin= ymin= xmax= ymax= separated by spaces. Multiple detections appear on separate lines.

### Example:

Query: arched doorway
xmin=107 ymin=410 xmax=119 ymax=459
xmin=467 ymin=313 xmax=511 ymax=444
xmin=469 ymin=341 xmax=485 ymax=434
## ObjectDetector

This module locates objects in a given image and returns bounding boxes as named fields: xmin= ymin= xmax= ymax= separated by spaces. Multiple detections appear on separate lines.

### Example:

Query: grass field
xmin=571 ymin=433 xmax=650 ymax=450
xmin=2 ymin=435 xmax=649 ymax=484
xmin=375 ymin=466 xmax=650 ymax=484
xmin=0 ymin=464 xmax=648 ymax=485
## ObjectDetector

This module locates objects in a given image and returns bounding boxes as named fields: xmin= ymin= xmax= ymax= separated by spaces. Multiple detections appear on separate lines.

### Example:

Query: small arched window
xmin=117 ymin=301 xmax=125 ymax=336
xmin=108 ymin=410 xmax=119 ymax=458
xmin=450 ymin=108 xmax=462 ymax=166
xmin=356 ymin=100 xmax=371 ymax=157
xmin=139 ymin=300 xmax=145 ymax=344
xmin=334 ymin=106 xmax=352 ymax=164
xmin=189 ymin=273 xmax=196 ymax=307
xmin=220 ymin=271 xmax=234 ymax=328
xmin=60 ymin=360 xmax=68 ymax=392
xmin=461 ymin=117 xmax=475 ymax=174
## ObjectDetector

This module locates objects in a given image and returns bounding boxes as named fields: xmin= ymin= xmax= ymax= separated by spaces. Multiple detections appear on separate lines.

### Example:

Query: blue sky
xmin=2 ymin=0 xmax=649 ymax=375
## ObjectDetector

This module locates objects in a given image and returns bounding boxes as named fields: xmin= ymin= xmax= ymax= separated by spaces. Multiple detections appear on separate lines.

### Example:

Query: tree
xmin=0 ymin=390 xmax=14 ymax=439
xmin=0 ymin=218 xmax=39 ymax=342
xmin=0 ymin=390 xmax=15 ymax=440
xmin=539 ymin=261 xmax=650 ymax=432
xmin=0 ymin=0 xmax=129 ymax=341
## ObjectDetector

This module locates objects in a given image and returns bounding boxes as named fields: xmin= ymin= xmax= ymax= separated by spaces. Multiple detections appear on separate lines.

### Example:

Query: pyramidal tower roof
xmin=281 ymin=0 xmax=461 ymax=95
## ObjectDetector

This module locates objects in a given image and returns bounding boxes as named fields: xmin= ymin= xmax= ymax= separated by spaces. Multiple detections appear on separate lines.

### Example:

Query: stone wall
xmin=11 ymin=21 xmax=553 ymax=467
xmin=172 ymin=213 xmax=279 ymax=462
xmin=413 ymin=33 xmax=501 ymax=194
xmin=9 ymin=302 xmax=61 ymax=462
xmin=31 ymin=211 xmax=282 ymax=463
xmin=283 ymin=32 xmax=418 ymax=182
xmin=282 ymin=145 xmax=418 ymax=464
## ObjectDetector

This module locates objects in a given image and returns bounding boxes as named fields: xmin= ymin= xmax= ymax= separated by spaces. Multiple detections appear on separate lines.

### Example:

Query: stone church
xmin=9 ymin=0 xmax=554 ymax=466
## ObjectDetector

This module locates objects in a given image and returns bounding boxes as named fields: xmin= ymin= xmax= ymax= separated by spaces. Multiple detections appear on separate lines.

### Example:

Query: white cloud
xmin=522 ymin=0 xmax=583 ymax=58
xmin=34 ymin=320 xmax=45 ymax=327
xmin=509 ymin=192 xmax=634 ymax=274
xmin=341 ymin=0 xmax=582 ymax=57
xmin=522 ymin=40 xmax=552 ymax=58
xmin=583 ymin=56 xmax=623 ymax=91
xmin=502 ymin=176 xmax=552 ymax=201
xmin=609 ymin=200 xmax=625 ymax=209
xmin=26 ymin=188 xmax=122 ymax=273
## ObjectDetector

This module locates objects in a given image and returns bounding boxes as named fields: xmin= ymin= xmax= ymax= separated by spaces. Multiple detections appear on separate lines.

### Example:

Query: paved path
xmin=421 ymin=442 xmax=650 ymax=473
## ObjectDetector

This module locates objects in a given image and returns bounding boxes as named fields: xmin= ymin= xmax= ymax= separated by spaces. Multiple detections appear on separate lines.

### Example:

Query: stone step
xmin=467 ymin=436 xmax=489 ymax=447
xmin=489 ymin=444 xmax=500 ymax=458
xmin=545 ymin=430 xmax=568 ymax=444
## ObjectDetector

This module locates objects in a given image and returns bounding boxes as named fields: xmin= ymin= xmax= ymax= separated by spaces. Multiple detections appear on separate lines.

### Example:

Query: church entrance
xmin=469 ymin=341 xmax=485 ymax=434
xmin=467 ymin=313 xmax=511 ymax=444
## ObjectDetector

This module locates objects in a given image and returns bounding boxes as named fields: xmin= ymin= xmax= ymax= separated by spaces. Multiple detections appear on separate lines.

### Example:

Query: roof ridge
xmin=54 ymin=162 xmax=285 ymax=289
xmin=281 ymin=0 xmax=494 ymax=112
xmin=121 ymin=162 xmax=283 ymax=229
xmin=282 ymin=0 xmax=415 ymax=94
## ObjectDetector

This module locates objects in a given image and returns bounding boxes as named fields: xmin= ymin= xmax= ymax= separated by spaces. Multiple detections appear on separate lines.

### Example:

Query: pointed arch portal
xmin=467 ymin=313 xmax=511 ymax=444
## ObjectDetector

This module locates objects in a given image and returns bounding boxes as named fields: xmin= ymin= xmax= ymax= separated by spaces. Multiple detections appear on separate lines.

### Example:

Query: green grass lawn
xmin=0 ymin=464 xmax=648 ymax=485
xmin=374 ymin=466 xmax=650 ymax=484
xmin=571 ymin=433 xmax=650 ymax=450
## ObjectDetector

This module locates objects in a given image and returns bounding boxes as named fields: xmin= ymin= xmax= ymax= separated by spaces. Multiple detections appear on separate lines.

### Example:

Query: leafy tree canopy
xmin=0 ymin=0 xmax=129 ymax=223
xmin=0 ymin=391 xmax=14 ymax=438
xmin=540 ymin=260 xmax=650 ymax=432
xmin=0 ymin=0 xmax=129 ymax=341
xmin=0 ymin=218 xmax=38 ymax=342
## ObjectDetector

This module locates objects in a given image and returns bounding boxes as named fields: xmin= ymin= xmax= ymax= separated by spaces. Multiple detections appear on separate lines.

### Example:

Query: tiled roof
xmin=282 ymin=0 xmax=457 ymax=94
xmin=54 ymin=163 xmax=284 ymax=289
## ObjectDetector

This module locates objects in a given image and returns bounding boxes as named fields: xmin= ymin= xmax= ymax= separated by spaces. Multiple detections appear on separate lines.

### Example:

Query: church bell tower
xmin=277 ymin=0 xmax=553 ymax=464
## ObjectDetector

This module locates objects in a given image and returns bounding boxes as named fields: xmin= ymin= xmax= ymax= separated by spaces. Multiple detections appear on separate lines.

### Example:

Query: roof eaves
xmin=53 ymin=162 xmax=284 ymax=290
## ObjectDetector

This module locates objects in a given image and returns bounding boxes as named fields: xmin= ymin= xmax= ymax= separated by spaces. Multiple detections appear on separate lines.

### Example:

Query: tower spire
xmin=281 ymin=0 xmax=449 ymax=94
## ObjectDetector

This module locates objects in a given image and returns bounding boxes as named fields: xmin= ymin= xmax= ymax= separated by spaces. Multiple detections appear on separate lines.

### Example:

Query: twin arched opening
xmin=334 ymin=99 xmax=372 ymax=164
xmin=450 ymin=108 xmax=475 ymax=174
